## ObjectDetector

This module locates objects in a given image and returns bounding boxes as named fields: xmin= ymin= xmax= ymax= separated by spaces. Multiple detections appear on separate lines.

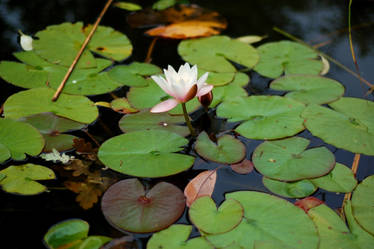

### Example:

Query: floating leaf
xmin=108 ymin=62 xmax=161 ymax=87
xmin=152 ymin=0 xmax=176 ymax=10
xmin=270 ymin=75 xmax=345 ymax=105
xmin=102 ymin=178 xmax=185 ymax=233
xmin=147 ymin=224 xmax=213 ymax=249
xmin=195 ymin=132 xmax=246 ymax=164
xmin=0 ymin=164 xmax=55 ymax=195
xmin=19 ymin=112 xmax=85 ymax=152
xmin=98 ymin=130 xmax=194 ymax=177
xmin=110 ymin=98 xmax=139 ymax=114
xmin=204 ymin=191 xmax=319 ymax=249
xmin=119 ymin=110 xmax=189 ymax=136
xmin=114 ymin=2 xmax=142 ymax=11
xmin=310 ymin=162 xmax=357 ymax=193
xmin=3 ymin=88 xmax=98 ymax=124
xmin=65 ymin=181 xmax=105 ymax=210
xmin=351 ymin=175 xmax=374 ymax=235
xmin=307 ymin=204 xmax=360 ymax=249
xmin=217 ymin=96 xmax=305 ymax=140
xmin=0 ymin=118 xmax=44 ymax=162
xmin=230 ymin=159 xmax=254 ymax=175
xmin=263 ymin=177 xmax=317 ymax=198
xmin=184 ymin=170 xmax=217 ymax=207
xmin=44 ymin=219 xmax=111 ymax=249
xmin=294 ymin=197 xmax=324 ymax=213
xmin=179 ymin=36 xmax=259 ymax=72
xmin=189 ymin=196 xmax=243 ymax=234
xmin=252 ymin=137 xmax=335 ymax=181
xmin=302 ymin=98 xmax=374 ymax=155
xmin=254 ymin=41 xmax=323 ymax=78
xmin=199 ymin=70 xmax=235 ymax=86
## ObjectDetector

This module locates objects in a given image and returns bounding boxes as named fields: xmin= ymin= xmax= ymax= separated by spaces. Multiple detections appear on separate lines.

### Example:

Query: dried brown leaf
xmin=184 ymin=170 xmax=217 ymax=207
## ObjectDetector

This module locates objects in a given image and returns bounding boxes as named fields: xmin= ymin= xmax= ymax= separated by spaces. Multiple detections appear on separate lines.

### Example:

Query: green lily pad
xmin=44 ymin=219 xmax=111 ymax=249
xmin=254 ymin=41 xmax=323 ymax=78
xmin=310 ymin=162 xmax=357 ymax=193
xmin=101 ymin=178 xmax=185 ymax=233
xmin=252 ymin=137 xmax=335 ymax=181
xmin=351 ymin=175 xmax=374 ymax=235
xmin=189 ymin=196 xmax=243 ymax=234
xmin=3 ymin=88 xmax=98 ymax=124
xmin=114 ymin=2 xmax=142 ymax=11
xmin=98 ymin=130 xmax=194 ymax=177
xmin=19 ymin=112 xmax=85 ymax=152
xmin=307 ymin=204 xmax=360 ymax=249
xmin=147 ymin=224 xmax=214 ymax=249
xmin=108 ymin=62 xmax=161 ymax=87
xmin=0 ymin=164 xmax=55 ymax=195
xmin=178 ymin=36 xmax=259 ymax=73
xmin=119 ymin=111 xmax=189 ymax=136
xmin=217 ymin=96 xmax=305 ymax=140
xmin=254 ymin=241 xmax=293 ymax=249
xmin=344 ymin=201 xmax=374 ymax=249
xmin=0 ymin=118 xmax=44 ymax=162
xmin=204 ymin=191 xmax=319 ymax=249
xmin=210 ymin=72 xmax=249 ymax=107
xmin=110 ymin=98 xmax=139 ymax=114
xmin=195 ymin=132 xmax=246 ymax=164
xmin=199 ymin=70 xmax=236 ymax=86
xmin=302 ymin=98 xmax=374 ymax=155
xmin=270 ymin=75 xmax=345 ymax=105
xmin=263 ymin=177 xmax=317 ymax=198
xmin=127 ymin=80 xmax=201 ymax=114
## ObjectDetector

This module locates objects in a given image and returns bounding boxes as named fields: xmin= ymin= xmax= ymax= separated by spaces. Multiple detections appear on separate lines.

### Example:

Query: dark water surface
xmin=1 ymin=0 xmax=374 ymax=248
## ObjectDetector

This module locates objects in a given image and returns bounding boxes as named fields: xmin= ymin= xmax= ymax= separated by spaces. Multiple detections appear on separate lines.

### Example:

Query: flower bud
xmin=19 ymin=30 xmax=33 ymax=51
xmin=198 ymin=91 xmax=213 ymax=108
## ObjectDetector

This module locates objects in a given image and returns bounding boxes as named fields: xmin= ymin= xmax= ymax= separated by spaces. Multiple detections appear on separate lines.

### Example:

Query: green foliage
xmin=263 ymin=177 xmax=317 ymax=198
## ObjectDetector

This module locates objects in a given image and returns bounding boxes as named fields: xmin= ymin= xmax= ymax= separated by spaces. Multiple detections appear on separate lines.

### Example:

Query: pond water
xmin=1 ymin=0 xmax=374 ymax=248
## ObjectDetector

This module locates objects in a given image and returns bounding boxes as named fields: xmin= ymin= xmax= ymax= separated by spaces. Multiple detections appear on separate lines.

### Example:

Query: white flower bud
xmin=19 ymin=30 xmax=33 ymax=51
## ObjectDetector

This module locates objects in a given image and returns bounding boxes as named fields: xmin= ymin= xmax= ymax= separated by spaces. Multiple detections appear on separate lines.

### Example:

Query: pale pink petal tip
xmin=196 ymin=84 xmax=214 ymax=97
xmin=150 ymin=98 xmax=179 ymax=113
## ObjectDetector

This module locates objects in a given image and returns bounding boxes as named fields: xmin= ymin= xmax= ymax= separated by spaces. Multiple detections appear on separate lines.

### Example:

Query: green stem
xmin=181 ymin=103 xmax=196 ymax=137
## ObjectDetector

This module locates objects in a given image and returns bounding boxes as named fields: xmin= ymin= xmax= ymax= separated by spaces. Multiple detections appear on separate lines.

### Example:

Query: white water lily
xmin=19 ymin=30 xmax=33 ymax=51
xmin=150 ymin=63 xmax=213 ymax=113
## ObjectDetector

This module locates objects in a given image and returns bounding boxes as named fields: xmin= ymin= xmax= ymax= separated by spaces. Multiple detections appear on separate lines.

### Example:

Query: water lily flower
xmin=150 ymin=63 xmax=213 ymax=113
xmin=19 ymin=30 xmax=33 ymax=51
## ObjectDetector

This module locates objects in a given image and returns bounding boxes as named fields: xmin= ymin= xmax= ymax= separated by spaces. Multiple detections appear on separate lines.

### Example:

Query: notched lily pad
xmin=302 ymin=98 xmax=374 ymax=155
xmin=147 ymin=224 xmax=213 ymax=249
xmin=189 ymin=196 xmax=244 ymax=234
xmin=270 ymin=75 xmax=345 ymax=105
xmin=110 ymin=98 xmax=139 ymax=114
xmin=178 ymin=35 xmax=259 ymax=73
xmin=119 ymin=111 xmax=189 ymax=136
xmin=98 ymin=130 xmax=194 ymax=177
xmin=195 ymin=131 xmax=246 ymax=164
xmin=102 ymin=178 xmax=185 ymax=233
xmin=254 ymin=41 xmax=323 ymax=78
xmin=252 ymin=137 xmax=335 ymax=181
xmin=0 ymin=163 xmax=55 ymax=195
xmin=217 ymin=96 xmax=305 ymax=140
xmin=263 ymin=177 xmax=317 ymax=198
xmin=0 ymin=118 xmax=44 ymax=162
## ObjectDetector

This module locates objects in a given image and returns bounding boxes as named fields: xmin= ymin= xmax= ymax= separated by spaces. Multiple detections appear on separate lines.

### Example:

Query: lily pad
xmin=252 ymin=137 xmax=335 ymax=181
xmin=178 ymin=36 xmax=259 ymax=73
xmin=254 ymin=41 xmax=323 ymax=78
xmin=302 ymin=97 xmax=374 ymax=155
xmin=98 ymin=130 xmax=194 ymax=177
xmin=0 ymin=164 xmax=55 ymax=195
xmin=199 ymin=70 xmax=236 ymax=86
xmin=110 ymin=98 xmax=139 ymax=114
xmin=108 ymin=62 xmax=161 ymax=87
xmin=351 ymin=175 xmax=374 ymax=235
xmin=44 ymin=219 xmax=111 ymax=249
xmin=189 ymin=196 xmax=244 ymax=234
xmin=3 ymin=88 xmax=98 ymax=124
xmin=310 ymin=162 xmax=357 ymax=193
xmin=19 ymin=112 xmax=85 ymax=152
xmin=0 ymin=118 xmax=44 ymax=162
xmin=147 ymin=224 xmax=213 ymax=249
xmin=119 ymin=111 xmax=190 ymax=136
xmin=101 ymin=178 xmax=185 ymax=233
xmin=217 ymin=96 xmax=305 ymax=140
xmin=195 ymin=132 xmax=246 ymax=164
xmin=204 ymin=191 xmax=319 ymax=249
xmin=263 ymin=177 xmax=317 ymax=198
xmin=210 ymin=72 xmax=249 ymax=107
xmin=270 ymin=75 xmax=345 ymax=105
xmin=307 ymin=204 xmax=360 ymax=249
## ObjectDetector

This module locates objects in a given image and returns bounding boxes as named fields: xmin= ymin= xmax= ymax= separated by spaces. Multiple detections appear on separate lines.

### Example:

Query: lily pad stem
xmin=181 ymin=103 xmax=196 ymax=137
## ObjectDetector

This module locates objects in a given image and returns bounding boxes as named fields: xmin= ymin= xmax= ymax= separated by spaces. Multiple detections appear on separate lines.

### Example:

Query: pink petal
xmin=196 ymin=84 xmax=213 ymax=97
xmin=197 ymin=72 xmax=209 ymax=88
xmin=150 ymin=98 xmax=179 ymax=113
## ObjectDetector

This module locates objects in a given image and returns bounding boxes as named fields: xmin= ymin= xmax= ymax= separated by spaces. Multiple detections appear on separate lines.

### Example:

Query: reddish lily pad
xmin=101 ymin=178 xmax=185 ymax=233
xmin=252 ymin=137 xmax=335 ymax=181
xmin=230 ymin=159 xmax=254 ymax=175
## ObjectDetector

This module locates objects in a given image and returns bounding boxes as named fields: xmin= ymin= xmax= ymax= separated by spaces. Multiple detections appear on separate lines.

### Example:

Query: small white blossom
xmin=41 ymin=149 xmax=74 ymax=164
